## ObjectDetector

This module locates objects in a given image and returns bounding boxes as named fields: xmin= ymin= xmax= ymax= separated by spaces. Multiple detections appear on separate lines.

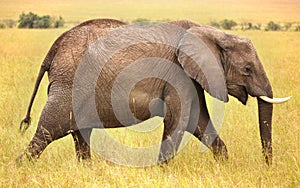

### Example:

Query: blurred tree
xmin=18 ymin=12 xmax=64 ymax=28
xmin=33 ymin=15 xmax=51 ymax=28
xmin=265 ymin=21 xmax=281 ymax=31
xmin=18 ymin=12 xmax=38 ymax=28
xmin=209 ymin=21 xmax=220 ymax=28
xmin=220 ymin=19 xmax=237 ymax=30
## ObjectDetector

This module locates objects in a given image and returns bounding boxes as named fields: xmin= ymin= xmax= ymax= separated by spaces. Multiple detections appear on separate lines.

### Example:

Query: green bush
xmin=18 ymin=12 xmax=38 ymax=28
xmin=33 ymin=15 xmax=51 ymax=28
xmin=18 ymin=12 xmax=64 ymax=28
xmin=0 ymin=23 xmax=5 ymax=29
xmin=220 ymin=19 xmax=237 ymax=30
xmin=265 ymin=21 xmax=281 ymax=31
xmin=295 ymin=25 xmax=300 ymax=32
xmin=209 ymin=21 xmax=220 ymax=28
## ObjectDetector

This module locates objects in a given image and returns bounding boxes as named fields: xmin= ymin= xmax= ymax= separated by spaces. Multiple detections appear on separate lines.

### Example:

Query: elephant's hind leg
xmin=158 ymin=111 xmax=184 ymax=163
xmin=17 ymin=125 xmax=54 ymax=162
xmin=157 ymin=92 xmax=185 ymax=164
xmin=72 ymin=129 xmax=92 ymax=161
xmin=17 ymin=97 xmax=71 ymax=162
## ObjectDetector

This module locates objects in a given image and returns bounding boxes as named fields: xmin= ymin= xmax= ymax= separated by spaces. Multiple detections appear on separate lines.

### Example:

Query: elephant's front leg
xmin=188 ymin=88 xmax=228 ymax=161
xmin=193 ymin=120 xmax=228 ymax=161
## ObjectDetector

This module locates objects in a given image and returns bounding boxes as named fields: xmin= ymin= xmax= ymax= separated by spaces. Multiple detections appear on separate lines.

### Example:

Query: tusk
xmin=259 ymin=96 xmax=292 ymax=104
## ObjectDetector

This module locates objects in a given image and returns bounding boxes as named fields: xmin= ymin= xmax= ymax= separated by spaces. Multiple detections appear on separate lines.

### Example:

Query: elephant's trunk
xmin=257 ymin=86 xmax=273 ymax=165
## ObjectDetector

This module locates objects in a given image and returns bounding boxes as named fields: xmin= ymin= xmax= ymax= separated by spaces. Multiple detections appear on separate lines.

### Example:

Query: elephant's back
xmin=47 ymin=19 xmax=126 ymax=89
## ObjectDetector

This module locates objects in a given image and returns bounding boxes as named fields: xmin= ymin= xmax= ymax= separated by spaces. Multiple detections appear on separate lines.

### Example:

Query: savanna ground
xmin=0 ymin=0 xmax=299 ymax=187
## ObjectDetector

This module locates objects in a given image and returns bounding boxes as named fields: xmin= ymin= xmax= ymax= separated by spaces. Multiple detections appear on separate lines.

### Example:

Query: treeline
xmin=131 ymin=18 xmax=300 ymax=32
xmin=1 ymin=14 xmax=300 ymax=32
xmin=0 ymin=12 xmax=64 ymax=29
xmin=210 ymin=19 xmax=300 ymax=31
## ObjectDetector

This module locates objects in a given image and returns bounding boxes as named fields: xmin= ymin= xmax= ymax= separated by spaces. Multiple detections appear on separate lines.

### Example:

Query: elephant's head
xmin=176 ymin=25 xmax=290 ymax=165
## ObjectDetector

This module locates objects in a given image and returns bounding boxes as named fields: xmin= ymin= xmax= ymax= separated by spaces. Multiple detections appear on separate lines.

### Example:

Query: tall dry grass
xmin=0 ymin=0 xmax=299 ymax=186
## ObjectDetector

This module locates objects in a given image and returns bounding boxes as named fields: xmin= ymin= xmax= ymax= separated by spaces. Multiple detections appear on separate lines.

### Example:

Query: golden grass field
xmin=1 ymin=0 xmax=300 ymax=24
xmin=0 ymin=0 xmax=299 ymax=187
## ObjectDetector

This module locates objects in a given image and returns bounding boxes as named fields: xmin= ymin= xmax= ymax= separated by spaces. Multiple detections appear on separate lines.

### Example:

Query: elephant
xmin=19 ymin=18 xmax=290 ymax=165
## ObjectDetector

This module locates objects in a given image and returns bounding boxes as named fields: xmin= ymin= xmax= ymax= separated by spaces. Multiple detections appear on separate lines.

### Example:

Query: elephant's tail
xmin=20 ymin=46 xmax=54 ymax=135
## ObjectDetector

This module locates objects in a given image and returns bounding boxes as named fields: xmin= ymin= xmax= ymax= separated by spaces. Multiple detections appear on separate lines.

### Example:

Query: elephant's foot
xmin=16 ymin=127 xmax=53 ymax=165
xmin=157 ymin=130 xmax=184 ymax=165
xmin=157 ymin=135 xmax=178 ymax=164
xmin=210 ymin=137 xmax=228 ymax=161
xmin=198 ymin=132 xmax=229 ymax=162
xmin=16 ymin=145 xmax=44 ymax=166
xmin=158 ymin=150 xmax=175 ymax=164
xmin=16 ymin=151 xmax=33 ymax=166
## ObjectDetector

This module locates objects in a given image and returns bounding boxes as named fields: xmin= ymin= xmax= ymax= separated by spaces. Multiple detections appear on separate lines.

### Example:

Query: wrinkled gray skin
xmin=19 ymin=19 xmax=273 ymax=165
xmin=19 ymin=18 xmax=126 ymax=161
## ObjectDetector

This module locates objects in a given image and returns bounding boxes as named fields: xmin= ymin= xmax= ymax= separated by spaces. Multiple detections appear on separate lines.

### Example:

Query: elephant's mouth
xmin=227 ymin=84 xmax=248 ymax=105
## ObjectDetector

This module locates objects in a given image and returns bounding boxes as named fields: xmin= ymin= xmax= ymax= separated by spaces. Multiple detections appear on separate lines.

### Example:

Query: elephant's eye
xmin=244 ymin=65 xmax=252 ymax=74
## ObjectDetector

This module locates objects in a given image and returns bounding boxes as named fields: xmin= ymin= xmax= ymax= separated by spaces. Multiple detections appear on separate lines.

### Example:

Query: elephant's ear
xmin=176 ymin=26 xmax=229 ymax=102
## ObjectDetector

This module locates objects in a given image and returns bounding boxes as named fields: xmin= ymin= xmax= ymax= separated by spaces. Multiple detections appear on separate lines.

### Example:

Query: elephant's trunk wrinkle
xmin=257 ymin=95 xmax=273 ymax=165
